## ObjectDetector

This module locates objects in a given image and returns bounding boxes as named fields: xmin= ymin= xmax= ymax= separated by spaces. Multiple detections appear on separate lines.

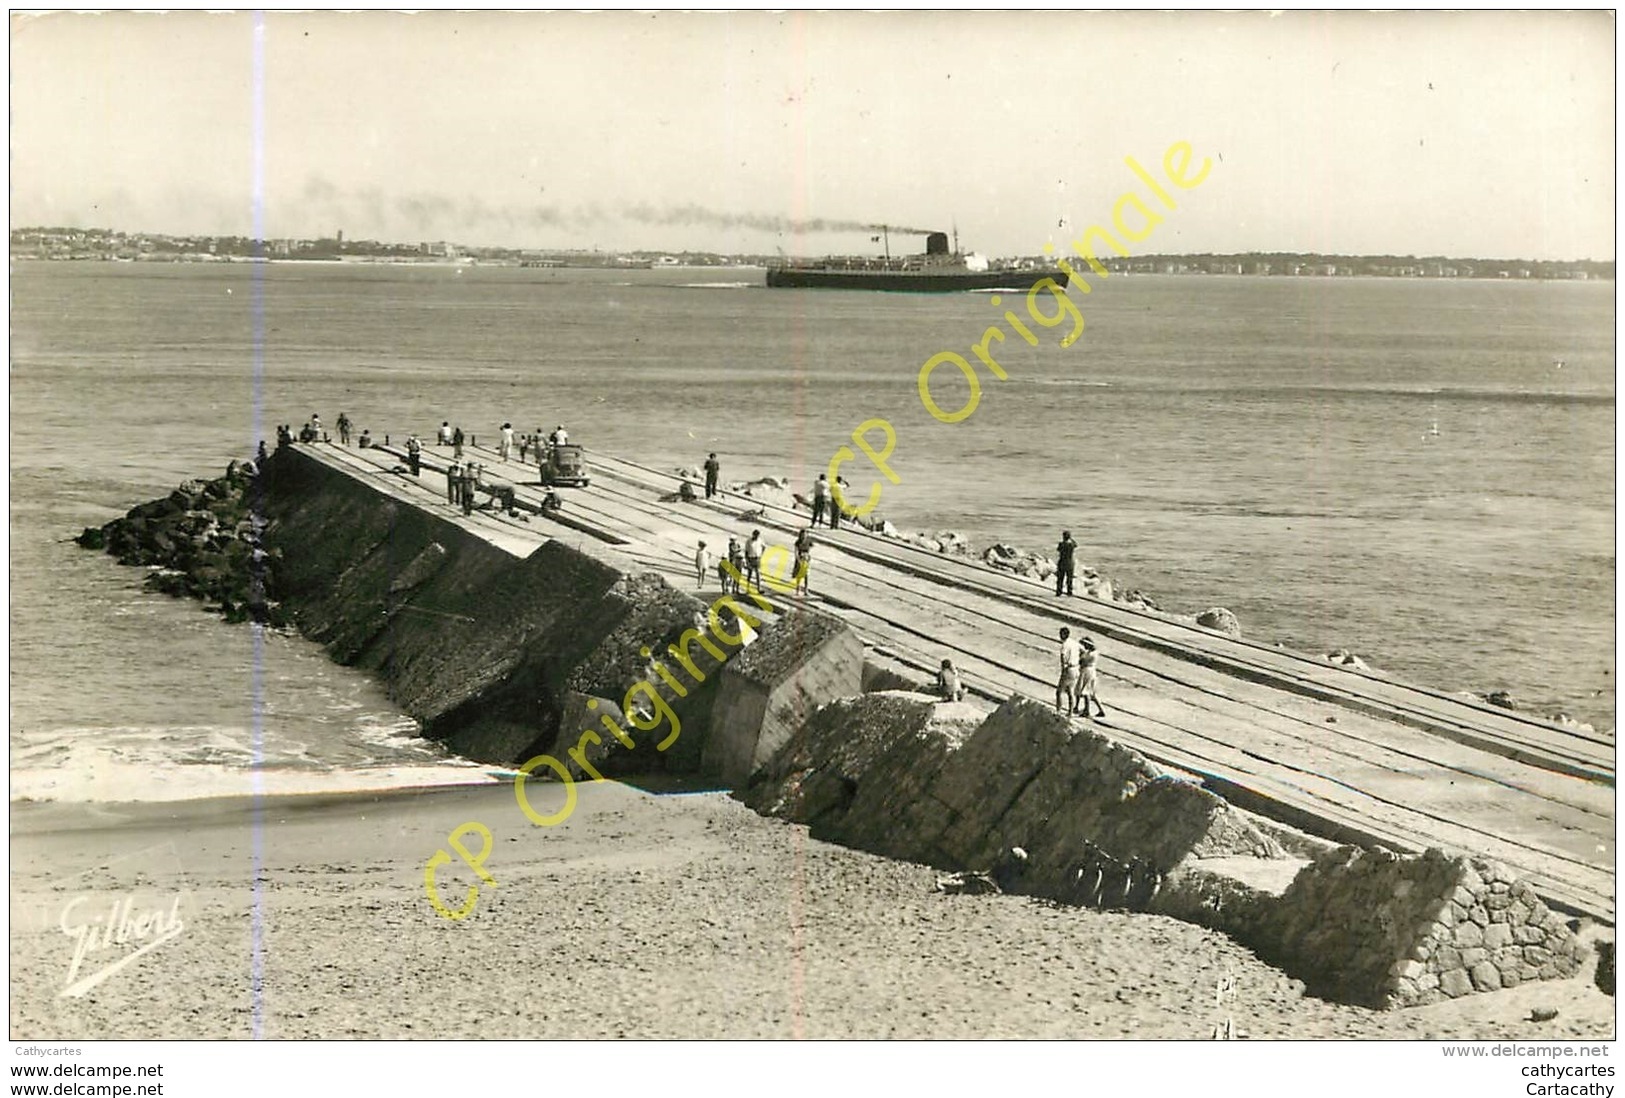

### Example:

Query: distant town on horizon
xmin=10 ymin=225 xmax=1613 ymax=281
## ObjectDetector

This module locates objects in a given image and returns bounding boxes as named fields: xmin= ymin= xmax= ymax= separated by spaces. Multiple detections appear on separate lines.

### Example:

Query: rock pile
xmin=727 ymin=476 xmax=798 ymax=513
xmin=75 ymin=459 xmax=284 ymax=625
xmin=1324 ymin=649 xmax=1373 ymax=671
xmin=1553 ymin=714 xmax=1598 ymax=735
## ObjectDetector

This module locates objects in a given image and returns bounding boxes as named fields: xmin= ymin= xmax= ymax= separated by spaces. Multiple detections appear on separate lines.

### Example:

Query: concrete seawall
xmin=81 ymin=443 xmax=1599 ymax=1009
xmin=258 ymin=448 xmax=724 ymax=769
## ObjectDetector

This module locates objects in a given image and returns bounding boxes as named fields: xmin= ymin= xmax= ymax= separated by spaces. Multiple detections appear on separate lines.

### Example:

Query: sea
xmin=9 ymin=260 xmax=1615 ymax=803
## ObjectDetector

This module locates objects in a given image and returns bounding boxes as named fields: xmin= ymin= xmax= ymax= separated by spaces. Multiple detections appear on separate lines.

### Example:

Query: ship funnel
xmin=925 ymin=231 xmax=950 ymax=256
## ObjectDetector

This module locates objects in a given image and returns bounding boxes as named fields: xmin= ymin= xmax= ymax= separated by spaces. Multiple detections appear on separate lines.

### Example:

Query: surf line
xmin=422 ymin=556 xmax=789 ymax=920
xmin=826 ymin=139 xmax=1214 ymax=520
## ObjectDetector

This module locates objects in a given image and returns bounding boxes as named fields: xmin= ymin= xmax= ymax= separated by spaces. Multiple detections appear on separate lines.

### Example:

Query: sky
xmin=8 ymin=10 xmax=1616 ymax=260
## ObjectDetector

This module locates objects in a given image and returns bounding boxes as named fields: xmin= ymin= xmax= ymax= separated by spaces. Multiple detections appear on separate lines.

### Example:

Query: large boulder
xmin=1196 ymin=607 xmax=1242 ymax=638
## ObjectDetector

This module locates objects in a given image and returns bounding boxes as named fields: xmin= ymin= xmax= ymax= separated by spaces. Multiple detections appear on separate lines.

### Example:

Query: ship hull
xmin=765 ymin=266 xmax=1070 ymax=292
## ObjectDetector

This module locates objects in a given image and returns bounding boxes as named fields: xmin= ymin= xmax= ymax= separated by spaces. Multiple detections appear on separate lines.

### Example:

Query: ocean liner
xmin=765 ymin=230 xmax=1069 ymax=292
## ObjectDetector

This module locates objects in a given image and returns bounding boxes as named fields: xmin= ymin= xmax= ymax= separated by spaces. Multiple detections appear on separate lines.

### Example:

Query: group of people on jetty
xmin=684 ymin=486 xmax=1108 ymax=720
xmin=281 ymin=417 xmax=1110 ymax=724
xmin=693 ymin=526 xmax=816 ymax=601
xmin=280 ymin=412 xmax=574 ymax=517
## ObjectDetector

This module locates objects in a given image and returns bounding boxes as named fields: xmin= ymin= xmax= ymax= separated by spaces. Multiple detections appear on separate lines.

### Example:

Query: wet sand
xmin=9 ymin=780 xmax=1614 ymax=1040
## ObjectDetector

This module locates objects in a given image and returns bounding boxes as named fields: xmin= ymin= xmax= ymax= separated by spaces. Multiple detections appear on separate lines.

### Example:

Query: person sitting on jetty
xmin=337 ymin=412 xmax=352 ymax=446
xmin=704 ymin=452 xmax=721 ymax=499
xmin=937 ymin=659 xmax=966 ymax=702
xmin=406 ymin=435 xmax=423 ymax=476
xmin=540 ymin=488 xmax=563 ymax=513
xmin=1056 ymin=530 xmax=1078 ymax=597
xmin=438 ymin=421 xmax=453 ymax=446
xmin=1057 ymin=627 xmax=1081 ymax=714
xmin=357 ymin=428 xmax=372 ymax=448
xmin=1074 ymin=638 xmax=1107 ymax=719
xmin=446 ymin=462 xmax=462 ymax=505
xmin=277 ymin=424 xmax=292 ymax=448
xmin=744 ymin=529 xmax=765 ymax=589
xmin=794 ymin=527 xmax=813 ymax=594
xmin=678 ymin=478 xmax=698 ymax=502
xmin=695 ymin=540 xmax=711 ymax=589
xmin=310 ymin=413 xmax=322 ymax=440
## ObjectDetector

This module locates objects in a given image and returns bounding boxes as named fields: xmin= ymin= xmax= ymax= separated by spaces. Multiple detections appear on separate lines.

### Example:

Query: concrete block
xmin=704 ymin=608 xmax=864 ymax=785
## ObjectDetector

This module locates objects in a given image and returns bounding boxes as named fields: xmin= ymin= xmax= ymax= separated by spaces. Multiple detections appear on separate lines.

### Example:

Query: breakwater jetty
xmin=79 ymin=435 xmax=1614 ymax=1008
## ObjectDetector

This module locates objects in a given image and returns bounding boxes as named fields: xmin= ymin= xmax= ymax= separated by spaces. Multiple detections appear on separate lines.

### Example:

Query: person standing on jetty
xmin=406 ymin=435 xmax=423 ymax=476
xmin=336 ymin=412 xmax=352 ymax=446
xmin=1056 ymin=530 xmax=1078 ymax=597
xmin=744 ymin=529 xmax=765 ymax=590
xmin=452 ymin=426 xmax=464 ymax=460
xmin=830 ymin=475 xmax=851 ymax=530
xmin=812 ymin=474 xmax=830 ymax=527
xmin=794 ymin=527 xmax=814 ymax=594
xmin=499 ymin=423 xmax=514 ymax=461
xmin=704 ymin=453 xmax=721 ymax=499
xmin=1074 ymin=638 xmax=1107 ymax=719
xmin=694 ymin=540 xmax=711 ymax=589
xmin=446 ymin=461 xmax=462 ymax=505
xmin=1057 ymin=626 xmax=1081 ymax=714
xmin=937 ymin=659 xmax=966 ymax=702
xmin=718 ymin=541 xmax=737 ymax=593
xmin=551 ymin=424 xmax=569 ymax=447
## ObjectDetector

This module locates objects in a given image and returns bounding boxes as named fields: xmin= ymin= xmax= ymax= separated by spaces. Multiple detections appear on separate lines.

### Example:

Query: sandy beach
xmin=10 ymin=779 xmax=1612 ymax=1041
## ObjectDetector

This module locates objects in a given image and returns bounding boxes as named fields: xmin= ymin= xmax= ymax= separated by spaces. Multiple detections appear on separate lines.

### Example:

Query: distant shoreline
xmin=8 ymin=254 xmax=1614 ymax=282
